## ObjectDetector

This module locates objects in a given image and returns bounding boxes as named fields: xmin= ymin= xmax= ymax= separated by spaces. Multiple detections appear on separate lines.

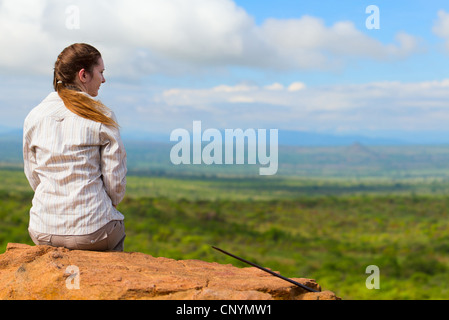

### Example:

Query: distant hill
xmin=4 ymin=126 xmax=449 ymax=147
xmin=278 ymin=130 xmax=406 ymax=146
xmin=121 ymin=129 xmax=408 ymax=146
xmin=4 ymin=127 xmax=449 ymax=178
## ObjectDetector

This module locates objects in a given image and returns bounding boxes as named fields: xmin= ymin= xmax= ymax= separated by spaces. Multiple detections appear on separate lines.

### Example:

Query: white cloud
xmin=287 ymin=82 xmax=306 ymax=92
xmin=0 ymin=0 xmax=55 ymax=74
xmin=0 ymin=0 xmax=421 ymax=78
xmin=259 ymin=16 xmax=420 ymax=70
xmin=212 ymin=84 xmax=257 ymax=93
xmin=264 ymin=83 xmax=284 ymax=91
xmin=433 ymin=10 xmax=449 ymax=52
xmin=148 ymin=79 xmax=449 ymax=133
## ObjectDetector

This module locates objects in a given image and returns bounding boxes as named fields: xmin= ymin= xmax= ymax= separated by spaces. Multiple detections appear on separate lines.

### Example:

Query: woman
xmin=23 ymin=43 xmax=127 ymax=251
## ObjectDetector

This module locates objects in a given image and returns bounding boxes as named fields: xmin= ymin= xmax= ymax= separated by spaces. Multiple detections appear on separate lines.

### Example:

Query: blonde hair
xmin=53 ymin=43 xmax=118 ymax=128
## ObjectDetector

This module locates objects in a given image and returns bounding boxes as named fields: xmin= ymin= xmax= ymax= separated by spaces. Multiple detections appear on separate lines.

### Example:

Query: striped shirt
xmin=23 ymin=92 xmax=127 ymax=236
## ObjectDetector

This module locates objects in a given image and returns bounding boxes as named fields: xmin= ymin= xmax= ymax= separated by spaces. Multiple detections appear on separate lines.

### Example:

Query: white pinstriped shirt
xmin=23 ymin=92 xmax=127 ymax=235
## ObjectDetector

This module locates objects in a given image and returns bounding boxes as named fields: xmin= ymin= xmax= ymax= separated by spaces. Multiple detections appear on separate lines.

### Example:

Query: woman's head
xmin=53 ymin=43 xmax=117 ymax=128
xmin=54 ymin=43 xmax=106 ymax=97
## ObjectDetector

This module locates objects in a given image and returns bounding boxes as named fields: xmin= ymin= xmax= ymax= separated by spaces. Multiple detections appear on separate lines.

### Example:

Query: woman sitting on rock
xmin=23 ymin=43 xmax=127 ymax=252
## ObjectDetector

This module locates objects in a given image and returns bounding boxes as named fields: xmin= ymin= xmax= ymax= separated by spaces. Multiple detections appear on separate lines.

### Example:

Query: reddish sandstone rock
xmin=0 ymin=243 xmax=339 ymax=300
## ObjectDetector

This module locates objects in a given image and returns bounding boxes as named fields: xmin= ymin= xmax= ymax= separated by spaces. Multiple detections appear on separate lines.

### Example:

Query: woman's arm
xmin=99 ymin=123 xmax=127 ymax=207
xmin=23 ymin=126 xmax=40 ymax=192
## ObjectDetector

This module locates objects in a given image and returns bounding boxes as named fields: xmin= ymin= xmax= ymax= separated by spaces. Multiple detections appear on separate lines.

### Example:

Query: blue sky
xmin=1 ymin=0 xmax=449 ymax=143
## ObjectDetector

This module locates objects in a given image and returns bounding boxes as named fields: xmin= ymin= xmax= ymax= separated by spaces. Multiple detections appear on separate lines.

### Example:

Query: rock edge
xmin=0 ymin=243 xmax=340 ymax=300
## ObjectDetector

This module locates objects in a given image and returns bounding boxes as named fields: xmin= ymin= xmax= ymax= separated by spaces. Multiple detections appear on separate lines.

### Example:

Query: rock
xmin=0 ymin=243 xmax=340 ymax=300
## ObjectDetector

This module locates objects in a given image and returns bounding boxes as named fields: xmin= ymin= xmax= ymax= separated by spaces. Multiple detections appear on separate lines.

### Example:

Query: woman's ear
xmin=78 ymin=68 xmax=89 ymax=84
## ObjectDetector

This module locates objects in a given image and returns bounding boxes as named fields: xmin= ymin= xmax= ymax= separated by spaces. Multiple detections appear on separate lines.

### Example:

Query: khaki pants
xmin=29 ymin=220 xmax=126 ymax=252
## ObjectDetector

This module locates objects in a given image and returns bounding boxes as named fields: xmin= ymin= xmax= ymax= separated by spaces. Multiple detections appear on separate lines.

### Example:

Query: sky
xmin=1 ymin=0 xmax=449 ymax=143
